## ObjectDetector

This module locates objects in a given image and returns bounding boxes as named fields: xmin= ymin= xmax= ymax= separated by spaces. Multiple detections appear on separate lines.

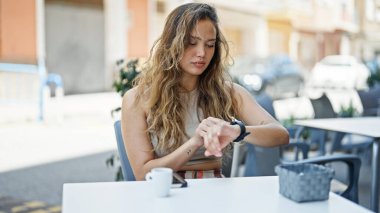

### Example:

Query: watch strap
xmin=230 ymin=119 xmax=251 ymax=142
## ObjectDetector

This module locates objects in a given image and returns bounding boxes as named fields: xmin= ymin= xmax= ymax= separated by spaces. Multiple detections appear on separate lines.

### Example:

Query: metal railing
xmin=0 ymin=62 xmax=47 ymax=121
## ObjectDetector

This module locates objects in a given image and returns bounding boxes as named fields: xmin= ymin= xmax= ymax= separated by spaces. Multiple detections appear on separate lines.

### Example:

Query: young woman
xmin=121 ymin=3 xmax=289 ymax=180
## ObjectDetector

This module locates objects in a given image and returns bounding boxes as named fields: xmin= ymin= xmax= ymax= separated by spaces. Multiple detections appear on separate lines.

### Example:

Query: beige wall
xmin=45 ymin=2 xmax=105 ymax=94
xmin=267 ymin=17 xmax=292 ymax=55
xmin=0 ymin=0 xmax=36 ymax=63
xmin=127 ymin=0 xmax=149 ymax=58
xmin=223 ymin=28 xmax=242 ymax=57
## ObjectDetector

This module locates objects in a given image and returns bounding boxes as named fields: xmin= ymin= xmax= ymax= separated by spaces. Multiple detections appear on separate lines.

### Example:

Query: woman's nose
xmin=196 ymin=45 xmax=205 ymax=57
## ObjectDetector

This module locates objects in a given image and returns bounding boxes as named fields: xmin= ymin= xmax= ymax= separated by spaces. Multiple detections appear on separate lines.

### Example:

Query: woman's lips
xmin=192 ymin=61 xmax=206 ymax=68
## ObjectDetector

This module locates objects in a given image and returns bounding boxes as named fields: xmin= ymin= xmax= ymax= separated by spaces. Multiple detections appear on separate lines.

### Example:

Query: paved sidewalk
xmin=0 ymin=150 xmax=117 ymax=206
xmin=0 ymin=196 xmax=61 ymax=213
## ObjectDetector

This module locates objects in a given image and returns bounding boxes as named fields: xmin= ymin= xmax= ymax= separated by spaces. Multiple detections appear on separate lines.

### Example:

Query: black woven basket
xmin=275 ymin=163 xmax=335 ymax=202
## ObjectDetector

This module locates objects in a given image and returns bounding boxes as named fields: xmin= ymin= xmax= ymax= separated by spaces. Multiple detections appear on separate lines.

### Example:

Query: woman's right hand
xmin=196 ymin=117 xmax=240 ymax=157
xmin=193 ymin=126 xmax=205 ymax=148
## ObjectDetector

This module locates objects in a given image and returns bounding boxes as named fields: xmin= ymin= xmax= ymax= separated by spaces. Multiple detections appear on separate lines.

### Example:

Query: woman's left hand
xmin=196 ymin=117 xmax=240 ymax=157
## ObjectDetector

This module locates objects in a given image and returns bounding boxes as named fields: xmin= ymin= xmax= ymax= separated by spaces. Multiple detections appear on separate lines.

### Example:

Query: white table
xmin=295 ymin=117 xmax=380 ymax=212
xmin=62 ymin=176 xmax=371 ymax=213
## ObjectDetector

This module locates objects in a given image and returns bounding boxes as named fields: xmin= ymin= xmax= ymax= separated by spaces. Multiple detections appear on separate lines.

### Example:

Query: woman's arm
xmin=233 ymin=83 xmax=289 ymax=147
xmin=121 ymin=87 xmax=204 ymax=180
xmin=201 ymin=83 xmax=289 ymax=157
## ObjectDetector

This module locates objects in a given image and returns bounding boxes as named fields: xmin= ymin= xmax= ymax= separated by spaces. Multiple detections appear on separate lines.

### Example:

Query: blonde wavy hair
xmin=135 ymin=3 xmax=239 ymax=153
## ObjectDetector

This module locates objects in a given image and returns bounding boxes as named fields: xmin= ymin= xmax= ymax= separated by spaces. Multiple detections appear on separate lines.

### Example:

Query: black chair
xmin=307 ymin=93 xmax=337 ymax=155
xmin=114 ymin=120 xmax=136 ymax=181
xmin=307 ymin=93 xmax=373 ymax=156
xmin=310 ymin=92 xmax=375 ymax=155
xmin=357 ymin=86 xmax=380 ymax=117
xmin=310 ymin=93 xmax=337 ymax=119
xmin=330 ymin=131 xmax=373 ymax=155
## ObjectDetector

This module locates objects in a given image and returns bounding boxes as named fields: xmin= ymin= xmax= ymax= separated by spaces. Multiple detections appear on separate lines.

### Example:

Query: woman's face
xmin=179 ymin=19 xmax=216 ymax=78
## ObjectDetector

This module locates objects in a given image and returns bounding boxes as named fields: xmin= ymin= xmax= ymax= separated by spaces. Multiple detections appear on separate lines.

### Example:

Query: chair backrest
xmin=308 ymin=93 xmax=336 ymax=155
xmin=114 ymin=120 xmax=136 ymax=181
xmin=244 ymin=145 xmax=280 ymax=176
xmin=310 ymin=93 xmax=337 ymax=118
xmin=357 ymin=86 xmax=380 ymax=116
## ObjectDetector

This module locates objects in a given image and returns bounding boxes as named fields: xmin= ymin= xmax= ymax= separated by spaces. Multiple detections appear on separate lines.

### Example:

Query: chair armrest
xmin=286 ymin=125 xmax=298 ymax=138
xmin=294 ymin=126 xmax=305 ymax=140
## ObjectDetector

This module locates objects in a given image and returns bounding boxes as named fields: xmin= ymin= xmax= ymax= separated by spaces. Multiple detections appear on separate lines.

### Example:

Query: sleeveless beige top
xmin=148 ymin=90 xmax=220 ymax=166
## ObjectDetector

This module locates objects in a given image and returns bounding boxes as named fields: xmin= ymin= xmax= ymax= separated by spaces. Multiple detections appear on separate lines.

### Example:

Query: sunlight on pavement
xmin=0 ymin=92 xmax=121 ymax=172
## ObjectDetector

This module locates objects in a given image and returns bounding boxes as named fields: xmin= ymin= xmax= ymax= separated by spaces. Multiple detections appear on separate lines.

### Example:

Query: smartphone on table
xmin=172 ymin=173 xmax=187 ymax=188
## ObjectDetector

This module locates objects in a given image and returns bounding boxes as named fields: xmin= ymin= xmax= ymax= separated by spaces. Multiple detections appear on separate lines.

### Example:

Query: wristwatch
xmin=230 ymin=118 xmax=251 ymax=142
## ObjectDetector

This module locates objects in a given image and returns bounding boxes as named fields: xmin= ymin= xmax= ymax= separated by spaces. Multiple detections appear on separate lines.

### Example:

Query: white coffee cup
xmin=145 ymin=167 xmax=173 ymax=197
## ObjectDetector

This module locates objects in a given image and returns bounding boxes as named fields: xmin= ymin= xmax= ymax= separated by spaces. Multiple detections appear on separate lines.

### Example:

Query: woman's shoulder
xmin=122 ymin=86 xmax=149 ymax=112
xmin=222 ymin=81 xmax=242 ymax=89
xmin=122 ymin=87 xmax=138 ymax=102
xmin=226 ymin=82 xmax=254 ymax=106
xmin=224 ymin=82 xmax=249 ymax=95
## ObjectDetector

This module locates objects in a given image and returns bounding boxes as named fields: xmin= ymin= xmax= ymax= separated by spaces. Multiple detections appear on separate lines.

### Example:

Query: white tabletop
xmin=62 ymin=176 xmax=371 ymax=213
xmin=295 ymin=117 xmax=380 ymax=138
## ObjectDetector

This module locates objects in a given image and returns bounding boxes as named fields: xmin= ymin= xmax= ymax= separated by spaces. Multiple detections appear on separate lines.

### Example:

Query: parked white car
xmin=309 ymin=55 xmax=370 ymax=89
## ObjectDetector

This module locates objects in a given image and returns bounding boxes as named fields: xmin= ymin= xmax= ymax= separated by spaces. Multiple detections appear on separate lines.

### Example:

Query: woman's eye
xmin=206 ymin=43 xmax=215 ymax=48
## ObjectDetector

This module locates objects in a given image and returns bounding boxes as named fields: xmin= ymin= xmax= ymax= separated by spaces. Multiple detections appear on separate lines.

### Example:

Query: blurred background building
xmin=1 ymin=0 xmax=380 ymax=118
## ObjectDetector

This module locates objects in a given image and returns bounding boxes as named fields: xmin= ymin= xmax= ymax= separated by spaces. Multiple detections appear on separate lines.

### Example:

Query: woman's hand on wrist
xmin=198 ymin=117 xmax=241 ymax=157
xmin=190 ymin=135 xmax=204 ymax=148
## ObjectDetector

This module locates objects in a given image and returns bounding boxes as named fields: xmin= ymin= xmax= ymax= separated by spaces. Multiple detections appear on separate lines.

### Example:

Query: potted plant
xmin=111 ymin=58 xmax=140 ymax=118
xmin=281 ymin=115 xmax=310 ymax=140
xmin=366 ymin=57 xmax=380 ymax=88
xmin=338 ymin=100 xmax=358 ymax=118
xmin=107 ymin=58 xmax=140 ymax=181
